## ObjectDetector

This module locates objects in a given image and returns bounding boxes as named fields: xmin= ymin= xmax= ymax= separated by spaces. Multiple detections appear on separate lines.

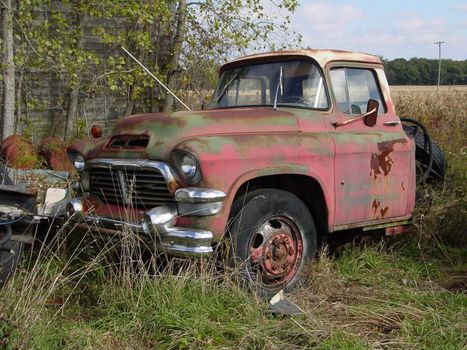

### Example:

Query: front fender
xmin=173 ymin=133 xmax=335 ymax=238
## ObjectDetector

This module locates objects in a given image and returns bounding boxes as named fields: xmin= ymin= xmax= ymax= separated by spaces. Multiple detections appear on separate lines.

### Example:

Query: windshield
xmin=210 ymin=60 xmax=328 ymax=109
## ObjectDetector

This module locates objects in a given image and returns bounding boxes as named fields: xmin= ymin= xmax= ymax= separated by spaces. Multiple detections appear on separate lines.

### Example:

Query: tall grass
xmin=392 ymin=87 xmax=466 ymax=184
xmin=392 ymin=88 xmax=466 ymax=246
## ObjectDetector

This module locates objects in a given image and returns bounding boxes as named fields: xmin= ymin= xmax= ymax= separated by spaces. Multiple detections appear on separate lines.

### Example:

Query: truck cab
xmin=67 ymin=49 xmax=415 ymax=295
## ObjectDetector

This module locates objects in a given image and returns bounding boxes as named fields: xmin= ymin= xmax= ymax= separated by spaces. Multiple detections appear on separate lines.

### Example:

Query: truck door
xmin=327 ymin=65 xmax=414 ymax=227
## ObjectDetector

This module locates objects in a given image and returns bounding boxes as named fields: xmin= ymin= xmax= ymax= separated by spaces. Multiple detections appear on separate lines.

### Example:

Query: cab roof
xmin=221 ymin=49 xmax=382 ymax=71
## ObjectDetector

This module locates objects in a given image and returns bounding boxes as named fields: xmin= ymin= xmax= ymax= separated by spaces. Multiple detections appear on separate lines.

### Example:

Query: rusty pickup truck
xmin=66 ymin=49 xmax=444 ymax=295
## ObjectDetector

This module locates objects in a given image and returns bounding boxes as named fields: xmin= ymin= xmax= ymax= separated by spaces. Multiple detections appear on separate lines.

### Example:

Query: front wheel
xmin=228 ymin=189 xmax=317 ymax=297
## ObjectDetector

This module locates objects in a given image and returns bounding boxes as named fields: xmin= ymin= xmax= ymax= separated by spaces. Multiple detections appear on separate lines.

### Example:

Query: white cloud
xmin=289 ymin=3 xmax=466 ymax=59
xmin=293 ymin=2 xmax=363 ymax=45
xmin=454 ymin=4 xmax=467 ymax=12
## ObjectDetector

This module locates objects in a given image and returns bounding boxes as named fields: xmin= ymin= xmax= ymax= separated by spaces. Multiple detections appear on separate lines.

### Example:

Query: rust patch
xmin=166 ymin=177 xmax=180 ymax=194
xmin=370 ymin=139 xmax=407 ymax=180
xmin=372 ymin=199 xmax=380 ymax=214
xmin=380 ymin=206 xmax=389 ymax=218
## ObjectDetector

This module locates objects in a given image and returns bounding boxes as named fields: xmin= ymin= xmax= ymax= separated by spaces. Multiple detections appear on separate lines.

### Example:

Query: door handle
xmin=383 ymin=120 xmax=400 ymax=126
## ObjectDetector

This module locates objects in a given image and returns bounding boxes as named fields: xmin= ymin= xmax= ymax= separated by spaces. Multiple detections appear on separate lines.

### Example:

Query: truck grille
xmin=88 ymin=167 xmax=174 ymax=209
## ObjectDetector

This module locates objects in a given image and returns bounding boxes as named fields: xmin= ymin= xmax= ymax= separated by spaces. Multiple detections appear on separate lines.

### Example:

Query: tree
xmin=384 ymin=57 xmax=467 ymax=85
xmin=163 ymin=0 xmax=187 ymax=111
xmin=89 ymin=0 xmax=300 ymax=112
xmin=2 ymin=0 xmax=300 ymax=141
xmin=1 ymin=0 xmax=15 ymax=140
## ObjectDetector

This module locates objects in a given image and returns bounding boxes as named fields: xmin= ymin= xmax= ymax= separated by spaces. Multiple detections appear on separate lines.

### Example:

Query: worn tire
xmin=0 ymin=239 xmax=24 ymax=288
xmin=228 ymin=189 xmax=317 ymax=297
xmin=403 ymin=125 xmax=446 ymax=182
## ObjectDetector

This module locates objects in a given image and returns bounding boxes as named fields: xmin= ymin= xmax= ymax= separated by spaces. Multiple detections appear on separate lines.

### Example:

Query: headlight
xmin=68 ymin=151 xmax=85 ymax=172
xmin=73 ymin=154 xmax=85 ymax=172
xmin=173 ymin=150 xmax=201 ymax=185
xmin=181 ymin=154 xmax=197 ymax=178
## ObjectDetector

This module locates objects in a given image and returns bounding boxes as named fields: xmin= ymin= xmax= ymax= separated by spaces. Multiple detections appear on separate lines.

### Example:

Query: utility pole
xmin=434 ymin=41 xmax=445 ymax=92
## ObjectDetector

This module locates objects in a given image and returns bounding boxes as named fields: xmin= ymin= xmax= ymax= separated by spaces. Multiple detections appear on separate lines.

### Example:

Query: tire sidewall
xmin=230 ymin=189 xmax=317 ymax=296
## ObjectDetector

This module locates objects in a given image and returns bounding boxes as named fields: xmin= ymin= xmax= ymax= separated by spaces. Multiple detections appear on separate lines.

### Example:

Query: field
xmin=1 ymin=87 xmax=466 ymax=349
xmin=390 ymin=85 xmax=467 ymax=92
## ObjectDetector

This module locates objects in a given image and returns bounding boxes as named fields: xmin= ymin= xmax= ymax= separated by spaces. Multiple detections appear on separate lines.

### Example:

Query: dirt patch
xmin=438 ymin=275 xmax=467 ymax=293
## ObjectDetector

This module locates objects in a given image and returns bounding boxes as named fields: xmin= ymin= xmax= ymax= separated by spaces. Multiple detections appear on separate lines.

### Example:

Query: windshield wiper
xmin=273 ymin=66 xmax=283 ymax=110
xmin=214 ymin=73 xmax=238 ymax=105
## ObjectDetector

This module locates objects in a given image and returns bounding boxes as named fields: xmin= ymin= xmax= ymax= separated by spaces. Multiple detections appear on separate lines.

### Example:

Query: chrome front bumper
xmin=67 ymin=187 xmax=226 ymax=257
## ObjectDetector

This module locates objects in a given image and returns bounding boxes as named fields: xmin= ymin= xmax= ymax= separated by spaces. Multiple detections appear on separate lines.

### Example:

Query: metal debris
xmin=268 ymin=290 xmax=304 ymax=316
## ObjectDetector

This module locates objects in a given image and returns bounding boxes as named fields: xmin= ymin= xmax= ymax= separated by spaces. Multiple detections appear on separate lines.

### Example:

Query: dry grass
xmin=390 ymin=85 xmax=467 ymax=92
xmin=391 ymin=86 xmax=467 ymax=153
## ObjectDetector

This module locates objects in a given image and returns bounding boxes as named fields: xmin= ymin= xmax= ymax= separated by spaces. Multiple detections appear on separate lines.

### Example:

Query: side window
xmin=329 ymin=69 xmax=350 ymax=113
xmin=330 ymin=68 xmax=386 ymax=115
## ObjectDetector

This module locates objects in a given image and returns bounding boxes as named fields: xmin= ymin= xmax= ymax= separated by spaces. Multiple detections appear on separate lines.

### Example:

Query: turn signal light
xmin=90 ymin=124 xmax=103 ymax=138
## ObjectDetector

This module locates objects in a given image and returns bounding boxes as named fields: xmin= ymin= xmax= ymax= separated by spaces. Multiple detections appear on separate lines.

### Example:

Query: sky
xmin=282 ymin=0 xmax=467 ymax=60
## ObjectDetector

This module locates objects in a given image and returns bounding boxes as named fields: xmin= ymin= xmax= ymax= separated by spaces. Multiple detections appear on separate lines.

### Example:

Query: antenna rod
xmin=121 ymin=46 xmax=191 ymax=111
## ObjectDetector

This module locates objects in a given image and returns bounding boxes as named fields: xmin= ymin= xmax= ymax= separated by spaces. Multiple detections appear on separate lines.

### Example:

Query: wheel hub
xmin=262 ymin=233 xmax=297 ymax=277
xmin=249 ymin=216 xmax=303 ymax=286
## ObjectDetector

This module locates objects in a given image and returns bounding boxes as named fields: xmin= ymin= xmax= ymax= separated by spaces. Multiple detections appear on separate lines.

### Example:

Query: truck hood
xmin=71 ymin=107 xmax=300 ymax=161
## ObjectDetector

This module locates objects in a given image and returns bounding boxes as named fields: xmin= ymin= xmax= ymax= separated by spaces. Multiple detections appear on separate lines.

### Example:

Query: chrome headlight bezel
xmin=68 ymin=151 xmax=85 ymax=172
xmin=172 ymin=150 xmax=201 ymax=185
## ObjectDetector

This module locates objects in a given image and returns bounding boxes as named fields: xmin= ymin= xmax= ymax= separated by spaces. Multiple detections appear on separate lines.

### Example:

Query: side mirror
xmin=364 ymin=99 xmax=379 ymax=127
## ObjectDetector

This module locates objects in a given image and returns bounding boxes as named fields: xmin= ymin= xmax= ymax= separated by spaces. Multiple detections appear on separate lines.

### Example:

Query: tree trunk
xmin=124 ymin=86 xmax=135 ymax=117
xmin=1 ymin=0 xmax=16 ymax=141
xmin=15 ymin=67 xmax=24 ymax=134
xmin=163 ymin=0 xmax=187 ymax=112
xmin=63 ymin=3 xmax=83 ymax=141
xmin=64 ymin=75 xmax=82 ymax=141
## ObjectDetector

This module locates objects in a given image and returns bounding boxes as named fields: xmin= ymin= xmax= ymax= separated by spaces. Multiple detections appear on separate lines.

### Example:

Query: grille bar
xmin=88 ymin=166 xmax=175 ymax=209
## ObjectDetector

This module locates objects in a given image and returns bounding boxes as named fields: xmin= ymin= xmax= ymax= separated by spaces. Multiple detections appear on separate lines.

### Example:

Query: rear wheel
xmin=413 ymin=131 xmax=446 ymax=182
xmin=402 ymin=119 xmax=446 ymax=183
xmin=228 ymin=189 xmax=316 ymax=297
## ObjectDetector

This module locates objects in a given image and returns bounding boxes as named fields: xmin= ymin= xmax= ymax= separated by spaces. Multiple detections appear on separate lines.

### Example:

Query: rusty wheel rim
xmin=247 ymin=215 xmax=304 ymax=290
